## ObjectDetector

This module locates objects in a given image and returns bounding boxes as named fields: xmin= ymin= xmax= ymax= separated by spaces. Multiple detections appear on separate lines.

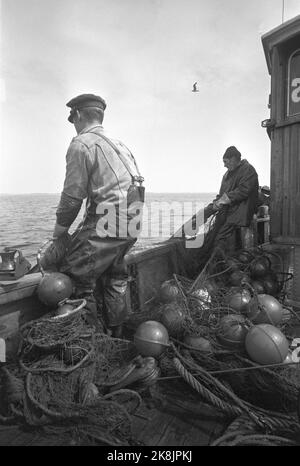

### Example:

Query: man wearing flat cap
xmin=200 ymin=146 xmax=259 ymax=257
xmin=49 ymin=93 xmax=144 ymax=336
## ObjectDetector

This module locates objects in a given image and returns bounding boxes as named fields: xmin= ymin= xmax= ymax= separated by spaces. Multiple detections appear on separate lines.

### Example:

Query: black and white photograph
xmin=1 ymin=0 xmax=300 ymax=451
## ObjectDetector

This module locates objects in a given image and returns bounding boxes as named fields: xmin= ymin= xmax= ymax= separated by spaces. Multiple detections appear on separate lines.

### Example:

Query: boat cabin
xmin=262 ymin=14 xmax=300 ymax=306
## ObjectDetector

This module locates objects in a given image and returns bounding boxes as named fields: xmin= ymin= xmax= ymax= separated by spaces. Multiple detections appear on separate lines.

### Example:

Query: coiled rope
xmin=172 ymin=349 xmax=300 ymax=433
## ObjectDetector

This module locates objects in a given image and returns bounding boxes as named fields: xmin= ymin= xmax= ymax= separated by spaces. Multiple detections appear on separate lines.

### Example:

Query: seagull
xmin=192 ymin=82 xmax=199 ymax=92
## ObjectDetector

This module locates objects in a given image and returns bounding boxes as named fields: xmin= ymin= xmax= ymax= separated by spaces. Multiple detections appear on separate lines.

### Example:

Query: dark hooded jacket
xmin=215 ymin=159 xmax=259 ymax=227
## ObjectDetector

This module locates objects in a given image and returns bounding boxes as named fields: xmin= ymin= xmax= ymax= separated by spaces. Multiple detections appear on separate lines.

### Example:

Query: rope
xmin=172 ymin=345 xmax=300 ymax=432
xmin=173 ymin=357 xmax=241 ymax=417
xmin=25 ymin=373 xmax=80 ymax=419
xmin=173 ymin=274 xmax=190 ymax=315
xmin=188 ymin=248 xmax=219 ymax=293
xmin=172 ymin=344 xmax=270 ymax=428
xmin=205 ymin=265 xmax=235 ymax=281
xmin=19 ymin=342 xmax=94 ymax=374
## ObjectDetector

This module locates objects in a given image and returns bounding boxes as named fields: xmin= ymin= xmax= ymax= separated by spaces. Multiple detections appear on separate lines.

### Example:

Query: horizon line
xmin=0 ymin=191 xmax=217 ymax=195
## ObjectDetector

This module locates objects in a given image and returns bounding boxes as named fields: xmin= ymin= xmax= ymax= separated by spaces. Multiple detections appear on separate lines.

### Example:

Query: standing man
xmin=201 ymin=145 xmax=259 ymax=256
xmin=52 ymin=93 xmax=144 ymax=336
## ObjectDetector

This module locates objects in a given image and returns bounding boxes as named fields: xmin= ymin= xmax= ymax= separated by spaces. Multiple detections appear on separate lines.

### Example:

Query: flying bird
xmin=192 ymin=82 xmax=199 ymax=92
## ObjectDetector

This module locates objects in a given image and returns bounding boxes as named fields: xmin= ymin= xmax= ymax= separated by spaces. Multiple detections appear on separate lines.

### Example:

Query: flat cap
xmin=66 ymin=93 xmax=106 ymax=122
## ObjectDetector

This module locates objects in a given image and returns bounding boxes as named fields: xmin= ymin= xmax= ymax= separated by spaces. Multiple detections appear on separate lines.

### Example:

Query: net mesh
xmin=1 ymin=240 xmax=300 ymax=443
xmin=125 ymin=245 xmax=300 ymax=435
xmin=0 ymin=300 xmax=145 ymax=445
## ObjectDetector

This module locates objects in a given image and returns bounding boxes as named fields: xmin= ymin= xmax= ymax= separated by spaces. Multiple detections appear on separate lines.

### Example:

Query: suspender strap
xmin=87 ymin=131 xmax=144 ymax=183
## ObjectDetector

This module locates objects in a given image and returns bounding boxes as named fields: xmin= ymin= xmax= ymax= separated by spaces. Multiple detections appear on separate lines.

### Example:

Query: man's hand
xmin=212 ymin=201 xmax=220 ymax=212
xmin=53 ymin=222 xmax=69 ymax=239
xmin=214 ymin=193 xmax=231 ymax=209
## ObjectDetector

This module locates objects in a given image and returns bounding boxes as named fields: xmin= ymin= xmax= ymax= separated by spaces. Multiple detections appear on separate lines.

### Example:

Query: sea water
xmin=0 ymin=192 xmax=216 ymax=265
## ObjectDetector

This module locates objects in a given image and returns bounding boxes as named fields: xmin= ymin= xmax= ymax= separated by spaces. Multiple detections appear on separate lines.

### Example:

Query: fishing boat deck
xmin=0 ymin=380 xmax=226 ymax=446
xmin=131 ymin=380 xmax=226 ymax=446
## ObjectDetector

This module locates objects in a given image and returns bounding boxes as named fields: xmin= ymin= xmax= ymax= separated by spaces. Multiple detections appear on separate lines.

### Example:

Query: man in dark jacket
xmin=203 ymin=145 xmax=259 ymax=253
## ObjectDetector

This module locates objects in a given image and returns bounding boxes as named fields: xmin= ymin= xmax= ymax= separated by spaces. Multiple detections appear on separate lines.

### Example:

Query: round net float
xmin=247 ymin=294 xmax=283 ymax=325
xmin=159 ymin=279 xmax=180 ymax=303
xmin=228 ymin=270 xmax=250 ymax=287
xmin=216 ymin=314 xmax=249 ymax=348
xmin=134 ymin=320 xmax=169 ymax=357
xmin=183 ymin=334 xmax=212 ymax=352
xmin=251 ymin=280 xmax=265 ymax=294
xmin=160 ymin=303 xmax=186 ymax=336
xmin=226 ymin=256 xmax=240 ymax=271
xmin=250 ymin=256 xmax=270 ymax=278
xmin=262 ymin=274 xmax=278 ymax=296
xmin=37 ymin=272 xmax=73 ymax=307
xmin=245 ymin=324 xmax=289 ymax=365
xmin=225 ymin=287 xmax=252 ymax=313
xmin=236 ymin=250 xmax=254 ymax=264
xmin=55 ymin=302 xmax=75 ymax=316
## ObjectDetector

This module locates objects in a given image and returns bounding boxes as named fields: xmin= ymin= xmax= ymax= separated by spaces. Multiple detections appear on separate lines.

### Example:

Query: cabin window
xmin=287 ymin=48 xmax=300 ymax=117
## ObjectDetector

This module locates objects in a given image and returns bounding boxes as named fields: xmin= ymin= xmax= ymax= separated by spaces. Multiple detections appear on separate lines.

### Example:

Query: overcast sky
xmin=1 ymin=0 xmax=300 ymax=194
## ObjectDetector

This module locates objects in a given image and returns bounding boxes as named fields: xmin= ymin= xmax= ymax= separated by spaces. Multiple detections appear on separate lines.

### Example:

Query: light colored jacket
xmin=63 ymin=124 xmax=140 ymax=209
xmin=57 ymin=124 xmax=143 ymax=237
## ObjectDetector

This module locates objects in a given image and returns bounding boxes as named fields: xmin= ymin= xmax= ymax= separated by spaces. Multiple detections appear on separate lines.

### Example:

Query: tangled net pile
xmin=126 ymin=245 xmax=300 ymax=444
xmin=0 ymin=299 xmax=145 ymax=446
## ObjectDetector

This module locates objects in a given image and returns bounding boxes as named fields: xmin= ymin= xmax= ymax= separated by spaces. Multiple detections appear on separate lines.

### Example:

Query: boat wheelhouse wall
xmin=262 ymin=15 xmax=300 ymax=304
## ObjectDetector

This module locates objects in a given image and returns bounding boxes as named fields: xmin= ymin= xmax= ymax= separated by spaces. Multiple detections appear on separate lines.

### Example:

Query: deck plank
xmin=131 ymin=381 xmax=227 ymax=446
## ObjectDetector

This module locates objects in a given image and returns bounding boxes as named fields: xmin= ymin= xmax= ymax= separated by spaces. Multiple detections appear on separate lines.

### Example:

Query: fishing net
xmin=1 ymin=232 xmax=300 ymax=444
xmin=126 ymin=245 xmax=300 ymax=436
xmin=0 ymin=299 xmax=151 ymax=446
xmin=94 ymin=333 xmax=138 ymax=387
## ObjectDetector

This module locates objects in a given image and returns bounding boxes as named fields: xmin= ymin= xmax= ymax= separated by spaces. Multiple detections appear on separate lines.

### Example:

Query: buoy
xmin=134 ymin=321 xmax=169 ymax=357
xmin=160 ymin=303 xmax=186 ymax=336
xmin=217 ymin=314 xmax=248 ymax=348
xmin=250 ymin=257 xmax=270 ymax=279
xmin=228 ymin=270 xmax=250 ymax=286
xmin=251 ymin=280 xmax=265 ymax=294
xmin=159 ymin=279 xmax=180 ymax=303
xmin=37 ymin=272 xmax=73 ymax=307
xmin=225 ymin=287 xmax=252 ymax=313
xmin=245 ymin=324 xmax=289 ymax=365
xmin=247 ymin=294 xmax=283 ymax=325
xmin=55 ymin=303 xmax=75 ymax=316
xmin=262 ymin=274 xmax=278 ymax=296
xmin=183 ymin=334 xmax=212 ymax=352
xmin=226 ymin=257 xmax=240 ymax=271
xmin=236 ymin=250 xmax=253 ymax=264
xmin=190 ymin=287 xmax=211 ymax=303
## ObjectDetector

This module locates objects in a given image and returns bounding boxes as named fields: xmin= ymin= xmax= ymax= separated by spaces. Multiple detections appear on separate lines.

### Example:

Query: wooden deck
xmin=0 ymin=380 xmax=227 ymax=446
xmin=131 ymin=381 xmax=226 ymax=446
